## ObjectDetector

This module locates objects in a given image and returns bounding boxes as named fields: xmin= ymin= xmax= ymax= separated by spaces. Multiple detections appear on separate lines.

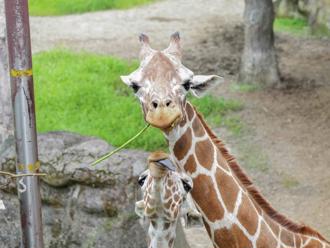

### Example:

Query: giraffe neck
xmin=165 ymin=101 xmax=329 ymax=248
xmin=148 ymin=220 xmax=177 ymax=248
xmin=146 ymin=174 xmax=177 ymax=248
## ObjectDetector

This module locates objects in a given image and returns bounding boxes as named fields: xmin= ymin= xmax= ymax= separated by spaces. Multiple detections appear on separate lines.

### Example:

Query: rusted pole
xmin=4 ymin=0 xmax=44 ymax=247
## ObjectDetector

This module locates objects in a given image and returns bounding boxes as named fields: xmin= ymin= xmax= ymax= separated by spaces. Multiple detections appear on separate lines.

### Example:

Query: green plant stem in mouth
xmin=90 ymin=124 xmax=151 ymax=166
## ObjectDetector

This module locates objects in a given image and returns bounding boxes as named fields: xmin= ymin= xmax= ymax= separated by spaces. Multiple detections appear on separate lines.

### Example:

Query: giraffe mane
xmin=194 ymin=107 xmax=330 ymax=243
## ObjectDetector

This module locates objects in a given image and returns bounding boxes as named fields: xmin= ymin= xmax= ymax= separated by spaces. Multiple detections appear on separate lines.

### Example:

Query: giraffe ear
xmin=120 ymin=75 xmax=132 ymax=86
xmin=156 ymin=158 xmax=176 ymax=171
xmin=190 ymin=75 xmax=224 ymax=98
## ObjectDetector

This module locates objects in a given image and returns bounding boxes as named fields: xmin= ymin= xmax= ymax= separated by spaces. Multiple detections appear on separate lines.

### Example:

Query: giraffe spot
xmin=192 ymin=174 xmax=224 ymax=222
xmin=304 ymin=238 xmax=323 ymax=248
xmin=256 ymin=221 xmax=278 ymax=248
xmin=164 ymin=188 xmax=171 ymax=199
xmin=173 ymin=127 xmax=192 ymax=161
xmin=215 ymin=168 xmax=240 ymax=213
xmin=280 ymin=227 xmax=295 ymax=246
xmin=195 ymin=139 xmax=214 ymax=170
xmin=151 ymin=220 xmax=157 ymax=229
xmin=216 ymin=150 xmax=230 ymax=172
xmin=214 ymin=225 xmax=254 ymax=248
xmin=184 ymin=155 xmax=197 ymax=174
xmin=173 ymin=207 xmax=179 ymax=218
xmin=167 ymin=176 xmax=174 ymax=186
xmin=173 ymin=194 xmax=180 ymax=202
xmin=164 ymin=199 xmax=172 ymax=209
xmin=295 ymin=234 xmax=302 ymax=248
xmin=306 ymin=239 xmax=323 ymax=248
xmin=192 ymin=117 xmax=205 ymax=137
xmin=186 ymin=102 xmax=195 ymax=121
xmin=263 ymin=214 xmax=280 ymax=238
xmin=214 ymin=227 xmax=237 ymax=248
xmin=164 ymin=222 xmax=170 ymax=230
xmin=236 ymin=194 xmax=259 ymax=236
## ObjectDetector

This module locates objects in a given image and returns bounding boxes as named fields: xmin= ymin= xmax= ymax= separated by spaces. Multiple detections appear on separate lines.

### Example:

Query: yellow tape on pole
xmin=10 ymin=69 xmax=33 ymax=77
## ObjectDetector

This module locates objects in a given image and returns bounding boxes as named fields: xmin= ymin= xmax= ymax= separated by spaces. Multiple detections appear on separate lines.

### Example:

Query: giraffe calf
xmin=135 ymin=151 xmax=193 ymax=248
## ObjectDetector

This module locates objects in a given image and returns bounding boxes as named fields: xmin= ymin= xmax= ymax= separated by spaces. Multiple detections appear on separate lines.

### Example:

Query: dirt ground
xmin=29 ymin=0 xmax=330 ymax=246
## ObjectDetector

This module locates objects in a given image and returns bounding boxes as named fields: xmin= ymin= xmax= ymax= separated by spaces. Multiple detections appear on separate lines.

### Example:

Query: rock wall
xmin=0 ymin=132 xmax=148 ymax=248
xmin=0 ymin=0 xmax=14 ymax=148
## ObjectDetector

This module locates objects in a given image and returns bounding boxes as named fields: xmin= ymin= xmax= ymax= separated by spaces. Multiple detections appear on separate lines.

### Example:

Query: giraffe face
xmin=121 ymin=33 xmax=223 ymax=130
xmin=135 ymin=166 xmax=193 ymax=222
xmin=135 ymin=152 xmax=193 ymax=222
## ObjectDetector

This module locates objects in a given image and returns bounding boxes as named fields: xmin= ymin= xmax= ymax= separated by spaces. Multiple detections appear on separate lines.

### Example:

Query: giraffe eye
xmin=131 ymin=82 xmax=141 ymax=93
xmin=181 ymin=179 xmax=192 ymax=192
xmin=182 ymin=80 xmax=191 ymax=91
xmin=138 ymin=175 xmax=147 ymax=187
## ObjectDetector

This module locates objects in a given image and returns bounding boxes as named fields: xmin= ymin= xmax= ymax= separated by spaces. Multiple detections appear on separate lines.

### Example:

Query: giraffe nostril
xmin=152 ymin=101 xmax=158 ymax=109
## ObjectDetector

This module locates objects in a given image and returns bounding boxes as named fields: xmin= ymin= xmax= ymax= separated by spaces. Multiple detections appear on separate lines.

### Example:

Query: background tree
xmin=275 ymin=0 xmax=304 ymax=18
xmin=239 ymin=0 xmax=281 ymax=87
xmin=0 ymin=0 xmax=13 ymax=153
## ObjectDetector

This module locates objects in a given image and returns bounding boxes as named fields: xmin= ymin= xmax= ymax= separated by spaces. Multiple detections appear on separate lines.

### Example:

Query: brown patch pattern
xmin=280 ymin=228 xmax=295 ymax=247
xmin=192 ymin=174 xmax=224 ymax=222
xmin=173 ymin=127 xmax=192 ymax=160
xmin=193 ymin=108 xmax=330 ymax=244
xmin=215 ymin=168 xmax=240 ymax=213
xmin=192 ymin=117 xmax=205 ymax=137
xmin=305 ymin=239 xmax=323 ymax=248
xmin=185 ymin=102 xmax=195 ymax=121
xmin=184 ymin=155 xmax=197 ymax=175
xmin=256 ymin=222 xmax=278 ymax=248
xmin=195 ymin=139 xmax=214 ymax=170
xmin=232 ymin=224 xmax=253 ymax=248
xmin=214 ymin=228 xmax=236 ymax=248
xmin=263 ymin=214 xmax=280 ymax=238
xmin=237 ymin=194 xmax=259 ymax=236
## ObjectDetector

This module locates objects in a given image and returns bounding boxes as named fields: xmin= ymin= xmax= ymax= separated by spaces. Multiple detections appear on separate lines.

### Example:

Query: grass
xmin=33 ymin=50 xmax=242 ymax=151
xmin=274 ymin=17 xmax=308 ymax=35
xmin=274 ymin=17 xmax=330 ymax=37
xmin=28 ymin=0 xmax=154 ymax=16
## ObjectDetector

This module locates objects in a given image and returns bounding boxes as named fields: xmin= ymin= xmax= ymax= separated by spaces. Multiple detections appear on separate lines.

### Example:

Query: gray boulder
xmin=0 ymin=131 xmax=148 ymax=248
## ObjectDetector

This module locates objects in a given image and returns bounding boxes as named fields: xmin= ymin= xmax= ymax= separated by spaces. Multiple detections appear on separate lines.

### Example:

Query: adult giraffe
xmin=120 ymin=33 xmax=330 ymax=248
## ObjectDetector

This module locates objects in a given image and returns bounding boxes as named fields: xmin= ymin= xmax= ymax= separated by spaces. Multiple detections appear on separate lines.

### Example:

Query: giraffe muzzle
xmin=146 ymin=106 xmax=182 ymax=129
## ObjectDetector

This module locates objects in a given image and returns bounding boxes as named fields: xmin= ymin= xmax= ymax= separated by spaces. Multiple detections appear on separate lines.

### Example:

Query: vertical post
xmin=4 ymin=0 xmax=44 ymax=247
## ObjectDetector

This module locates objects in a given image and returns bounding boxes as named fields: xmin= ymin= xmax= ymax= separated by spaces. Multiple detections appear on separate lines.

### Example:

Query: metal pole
xmin=4 ymin=0 xmax=44 ymax=247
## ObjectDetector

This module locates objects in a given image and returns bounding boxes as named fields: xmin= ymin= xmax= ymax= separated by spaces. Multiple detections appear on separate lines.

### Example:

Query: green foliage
xmin=223 ymin=116 xmax=243 ymax=136
xmin=274 ymin=17 xmax=330 ymax=37
xmin=274 ymin=17 xmax=309 ymax=35
xmin=33 ymin=50 xmax=241 ymax=151
xmin=29 ymin=0 xmax=154 ymax=16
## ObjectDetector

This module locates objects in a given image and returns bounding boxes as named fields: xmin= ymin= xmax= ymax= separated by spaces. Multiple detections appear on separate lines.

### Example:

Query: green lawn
xmin=33 ymin=50 xmax=242 ymax=151
xmin=274 ymin=17 xmax=309 ymax=36
xmin=274 ymin=17 xmax=330 ymax=37
xmin=28 ymin=0 xmax=154 ymax=16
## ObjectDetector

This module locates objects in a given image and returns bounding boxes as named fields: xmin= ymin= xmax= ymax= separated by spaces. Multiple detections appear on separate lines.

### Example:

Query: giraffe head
xmin=120 ymin=32 xmax=223 ymax=130
xmin=135 ymin=151 xmax=193 ymax=248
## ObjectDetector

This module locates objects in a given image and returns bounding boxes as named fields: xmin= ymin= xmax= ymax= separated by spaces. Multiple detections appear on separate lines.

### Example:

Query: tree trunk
xmin=306 ymin=0 xmax=330 ymax=34
xmin=239 ymin=0 xmax=281 ymax=87
xmin=0 ymin=0 xmax=14 ymax=154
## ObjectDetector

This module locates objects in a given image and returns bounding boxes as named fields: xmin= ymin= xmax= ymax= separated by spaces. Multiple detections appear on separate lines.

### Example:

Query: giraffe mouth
xmin=146 ymin=107 xmax=182 ymax=130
